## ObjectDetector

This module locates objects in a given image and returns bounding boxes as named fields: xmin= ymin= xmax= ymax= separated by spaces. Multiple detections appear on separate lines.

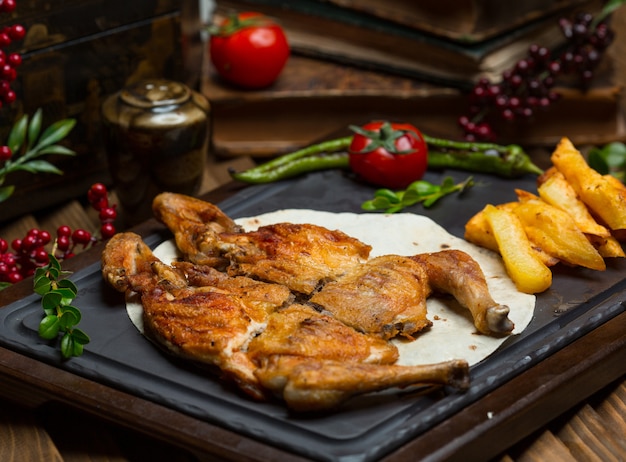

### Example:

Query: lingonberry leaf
xmin=7 ymin=113 xmax=28 ymax=153
xmin=35 ymin=119 xmax=76 ymax=150
xmin=39 ymin=315 xmax=61 ymax=340
xmin=26 ymin=108 xmax=42 ymax=151
xmin=0 ymin=185 xmax=14 ymax=202
xmin=41 ymin=291 xmax=63 ymax=311
xmin=71 ymin=328 xmax=90 ymax=345
xmin=16 ymin=159 xmax=64 ymax=175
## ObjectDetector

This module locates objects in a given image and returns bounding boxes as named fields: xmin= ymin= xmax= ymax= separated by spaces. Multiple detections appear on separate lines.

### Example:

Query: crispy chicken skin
xmin=310 ymin=255 xmax=432 ymax=339
xmin=152 ymin=192 xmax=243 ymax=268
xmin=100 ymin=194 xmax=517 ymax=410
xmin=102 ymin=233 xmax=470 ymax=410
xmin=218 ymin=222 xmax=371 ymax=295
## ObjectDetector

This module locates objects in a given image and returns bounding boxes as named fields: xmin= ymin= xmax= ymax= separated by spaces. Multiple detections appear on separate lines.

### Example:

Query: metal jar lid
xmin=119 ymin=79 xmax=191 ymax=109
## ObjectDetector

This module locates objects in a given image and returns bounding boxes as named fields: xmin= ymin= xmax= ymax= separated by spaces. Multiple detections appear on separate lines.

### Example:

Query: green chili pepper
xmin=230 ymin=132 xmax=543 ymax=184
xmin=230 ymin=151 xmax=350 ymax=184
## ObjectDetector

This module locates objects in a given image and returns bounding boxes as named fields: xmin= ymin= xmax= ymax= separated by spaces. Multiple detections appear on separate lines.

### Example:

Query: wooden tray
xmin=0 ymin=171 xmax=625 ymax=462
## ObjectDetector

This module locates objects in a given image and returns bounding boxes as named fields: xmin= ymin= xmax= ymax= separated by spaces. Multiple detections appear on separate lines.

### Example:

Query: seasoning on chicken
xmin=102 ymin=232 xmax=470 ymax=411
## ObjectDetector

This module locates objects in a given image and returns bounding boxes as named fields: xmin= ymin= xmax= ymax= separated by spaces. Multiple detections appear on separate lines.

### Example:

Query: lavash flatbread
xmin=127 ymin=210 xmax=535 ymax=367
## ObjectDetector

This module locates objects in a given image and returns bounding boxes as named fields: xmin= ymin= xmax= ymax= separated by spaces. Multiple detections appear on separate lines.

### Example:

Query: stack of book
xmin=202 ymin=0 xmax=624 ymax=158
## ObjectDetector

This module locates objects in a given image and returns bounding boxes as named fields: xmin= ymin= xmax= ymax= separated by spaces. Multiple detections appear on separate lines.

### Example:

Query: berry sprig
xmin=0 ymin=108 xmax=77 ymax=202
xmin=459 ymin=4 xmax=618 ymax=142
xmin=0 ymin=0 xmax=25 ymax=108
xmin=33 ymin=253 xmax=90 ymax=359
xmin=0 ymin=183 xmax=117 ymax=289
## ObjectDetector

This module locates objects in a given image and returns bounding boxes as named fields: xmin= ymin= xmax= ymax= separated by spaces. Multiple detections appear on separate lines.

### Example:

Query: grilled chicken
xmin=102 ymin=232 xmax=469 ymax=411
xmin=100 ymin=193 xmax=517 ymax=410
xmin=152 ymin=193 xmax=513 ymax=337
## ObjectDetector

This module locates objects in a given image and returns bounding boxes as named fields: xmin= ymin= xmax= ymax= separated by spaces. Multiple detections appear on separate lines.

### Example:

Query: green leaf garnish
xmin=33 ymin=253 xmax=89 ymax=359
xmin=0 ymin=108 xmax=76 ymax=204
xmin=361 ymin=176 xmax=474 ymax=213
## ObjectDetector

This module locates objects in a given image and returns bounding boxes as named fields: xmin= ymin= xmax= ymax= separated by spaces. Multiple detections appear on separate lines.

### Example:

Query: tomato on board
xmin=209 ymin=12 xmax=290 ymax=89
xmin=348 ymin=121 xmax=429 ymax=189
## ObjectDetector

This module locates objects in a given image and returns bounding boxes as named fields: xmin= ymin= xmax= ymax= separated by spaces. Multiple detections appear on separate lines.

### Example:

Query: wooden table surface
xmin=1 ymin=156 xmax=625 ymax=462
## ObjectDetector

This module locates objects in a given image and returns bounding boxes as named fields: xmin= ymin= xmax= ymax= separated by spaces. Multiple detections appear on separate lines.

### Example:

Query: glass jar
xmin=101 ymin=79 xmax=210 ymax=225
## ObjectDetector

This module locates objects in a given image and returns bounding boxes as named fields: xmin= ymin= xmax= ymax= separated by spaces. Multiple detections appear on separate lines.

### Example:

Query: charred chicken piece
xmin=152 ymin=192 xmax=243 ymax=268
xmin=217 ymin=222 xmax=371 ymax=295
xmin=102 ymin=232 xmax=470 ymax=411
xmin=309 ymin=255 xmax=432 ymax=339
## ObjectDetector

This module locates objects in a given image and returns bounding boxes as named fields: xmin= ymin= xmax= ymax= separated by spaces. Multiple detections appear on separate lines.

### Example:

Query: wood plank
xmin=0 ymin=397 xmax=63 ymax=462
xmin=515 ymin=431 xmax=574 ymax=462
xmin=557 ymin=404 xmax=626 ymax=461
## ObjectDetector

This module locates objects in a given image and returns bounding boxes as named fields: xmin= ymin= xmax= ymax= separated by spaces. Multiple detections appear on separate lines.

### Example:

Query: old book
xmin=204 ymin=56 xmax=625 ymax=159
xmin=321 ymin=0 xmax=592 ymax=42
xmin=214 ymin=0 xmax=601 ymax=88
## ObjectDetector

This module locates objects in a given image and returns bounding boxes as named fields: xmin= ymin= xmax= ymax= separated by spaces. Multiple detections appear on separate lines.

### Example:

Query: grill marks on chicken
xmin=101 ymin=193 xmax=516 ymax=410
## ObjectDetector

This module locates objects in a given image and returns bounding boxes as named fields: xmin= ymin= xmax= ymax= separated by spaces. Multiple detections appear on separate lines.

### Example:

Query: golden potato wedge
xmin=514 ymin=189 xmax=540 ymax=202
xmin=536 ymin=168 xmax=610 ymax=238
xmin=587 ymin=234 xmax=626 ymax=258
xmin=465 ymin=203 xmax=559 ymax=267
xmin=483 ymin=204 xmax=552 ymax=294
xmin=551 ymin=138 xmax=626 ymax=231
xmin=513 ymin=199 xmax=606 ymax=271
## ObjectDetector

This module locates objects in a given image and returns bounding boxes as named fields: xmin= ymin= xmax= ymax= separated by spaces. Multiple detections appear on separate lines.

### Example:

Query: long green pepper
xmin=230 ymin=133 xmax=543 ymax=184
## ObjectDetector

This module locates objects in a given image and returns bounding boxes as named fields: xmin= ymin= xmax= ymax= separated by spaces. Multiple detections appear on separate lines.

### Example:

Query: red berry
xmin=7 ymin=271 xmax=22 ymax=284
xmin=72 ymin=229 xmax=92 ymax=246
xmin=34 ymin=249 xmax=49 ymax=264
xmin=99 ymin=207 xmax=117 ymax=222
xmin=11 ymin=238 xmax=21 ymax=252
xmin=56 ymin=235 xmax=70 ymax=251
xmin=89 ymin=183 xmax=108 ymax=197
xmin=57 ymin=225 xmax=72 ymax=237
xmin=1 ymin=0 xmax=17 ymax=13
xmin=21 ymin=234 xmax=37 ymax=252
xmin=100 ymin=223 xmax=116 ymax=239
xmin=7 ymin=53 xmax=21 ymax=67
xmin=0 ymin=238 xmax=7 ymax=253
xmin=8 ymin=24 xmax=25 ymax=41
xmin=0 ymin=145 xmax=11 ymax=161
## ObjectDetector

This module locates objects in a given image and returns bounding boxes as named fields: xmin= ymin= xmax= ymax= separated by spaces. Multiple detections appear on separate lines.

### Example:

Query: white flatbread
xmin=127 ymin=210 xmax=535 ymax=367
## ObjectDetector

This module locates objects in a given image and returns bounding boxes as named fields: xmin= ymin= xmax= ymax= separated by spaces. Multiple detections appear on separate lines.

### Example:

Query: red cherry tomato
xmin=209 ymin=12 xmax=290 ymax=89
xmin=348 ymin=121 xmax=429 ymax=189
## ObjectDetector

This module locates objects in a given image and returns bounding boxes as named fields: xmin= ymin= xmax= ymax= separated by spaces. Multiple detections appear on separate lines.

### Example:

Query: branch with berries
xmin=459 ymin=0 xmax=623 ymax=142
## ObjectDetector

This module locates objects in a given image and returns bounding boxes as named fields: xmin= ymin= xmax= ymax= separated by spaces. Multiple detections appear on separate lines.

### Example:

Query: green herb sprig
xmin=361 ymin=176 xmax=474 ymax=213
xmin=33 ymin=254 xmax=89 ymax=359
xmin=0 ymin=108 xmax=76 ymax=203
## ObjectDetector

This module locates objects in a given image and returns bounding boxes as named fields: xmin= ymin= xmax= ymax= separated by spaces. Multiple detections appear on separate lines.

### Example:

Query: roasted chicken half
xmin=152 ymin=192 xmax=514 ymax=337
xmin=102 ymin=232 xmax=469 ymax=411
xmin=101 ymin=193 xmax=516 ymax=411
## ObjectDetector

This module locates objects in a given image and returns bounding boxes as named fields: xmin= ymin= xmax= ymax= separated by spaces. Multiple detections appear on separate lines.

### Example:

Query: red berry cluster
xmin=0 ymin=184 xmax=117 ymax=285
xmin=0 ymin=0 xmax=25 ymax=108
xmin=87 ymin=182 xmax=117 ymax=240
xmin=459 ymin=10 xmax=615 ymax=141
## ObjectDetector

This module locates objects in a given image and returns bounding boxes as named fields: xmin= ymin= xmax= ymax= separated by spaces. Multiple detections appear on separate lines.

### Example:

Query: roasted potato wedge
xmin=483 ymin=204 xmax=552 ymax=294
xmin=536 ymin=168 xmax=610 ymax=238
xmin=465 ymin=204 xmax=559 ymax=267
xmin=513 ymin=199 xmax=606 ymax=271
xmin=587 ymin=234 xmax=626 ymax=258
xmin=551 ymin=138 xmax=626 ymax=231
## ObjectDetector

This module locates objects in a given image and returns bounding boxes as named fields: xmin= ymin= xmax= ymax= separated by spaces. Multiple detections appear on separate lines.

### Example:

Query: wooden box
xmin=0 ymin=0 xmax=198 ymax=223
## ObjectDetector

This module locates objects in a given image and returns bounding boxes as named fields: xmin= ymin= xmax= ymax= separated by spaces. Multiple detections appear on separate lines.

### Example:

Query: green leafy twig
xmin=0 ymin=108 xmax=76 ymax=203
xmin=588 ymin=142 xmax=626 ymax=182
xmin=33 ymin=254 xmax=89 ymax=359
xmin=361 ymin=176 xmax=474 ymax=213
